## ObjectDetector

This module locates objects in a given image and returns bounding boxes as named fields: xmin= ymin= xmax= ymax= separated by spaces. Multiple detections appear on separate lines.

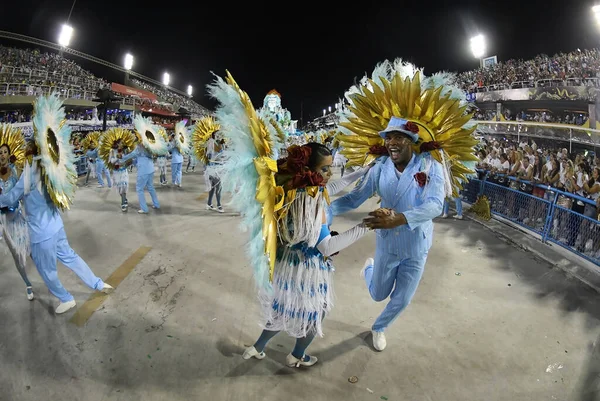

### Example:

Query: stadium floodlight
xmin=593 ymin=5 xmax=600 ymax=25
xmin=124 ymin=53 xmax=134 ymax=71
xmin=187 ymin=85 xmax=193 ymax=96
xmin=58 ymin=24 xmax=73 ymax=47
xmin=470 ymin=34 xmax=486 ymax=59
xmin=163 ymin=72 xmax=170 ymax=86
xmin=323 ymin=109 xmax=326 ymax=116
xmin=328 ymin=105 xmax=332 ymax=113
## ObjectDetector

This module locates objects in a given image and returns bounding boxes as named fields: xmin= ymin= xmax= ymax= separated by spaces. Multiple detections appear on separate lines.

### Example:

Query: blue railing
xmin=463 ymin=171 xmax=600 ymax=267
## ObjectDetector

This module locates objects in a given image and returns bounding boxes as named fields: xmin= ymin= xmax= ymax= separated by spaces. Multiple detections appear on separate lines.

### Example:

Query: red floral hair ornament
xmin=283 ymin=145 xmax=312 ymax=174
xmin=290 ymin=170 xmax=324 ymax=189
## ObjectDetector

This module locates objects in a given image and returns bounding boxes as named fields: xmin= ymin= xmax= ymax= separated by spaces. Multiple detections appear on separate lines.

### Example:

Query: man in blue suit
xmin=331 ymin=116 xmax=445 ymax=351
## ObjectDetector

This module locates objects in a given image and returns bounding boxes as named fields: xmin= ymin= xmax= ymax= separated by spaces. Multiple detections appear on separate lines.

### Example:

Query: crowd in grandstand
xmin=476 ymin=137 xmax=600 ymax=258
xmin=474 ymin=109 xmax=589 ymax=125
xmin=458 ymin=48 xmax=600 ymax=91
xmin=0 ymin=45 xmax=208 ymax=117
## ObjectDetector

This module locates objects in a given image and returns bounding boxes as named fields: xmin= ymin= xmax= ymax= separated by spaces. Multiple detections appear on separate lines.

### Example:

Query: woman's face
xmin=0 ymin=145 xmax=10 ymax=166
xmin=314 ymin=155 xmax=333 ymax=184
xmin=594 ymin=168 xmax=599 ymax=180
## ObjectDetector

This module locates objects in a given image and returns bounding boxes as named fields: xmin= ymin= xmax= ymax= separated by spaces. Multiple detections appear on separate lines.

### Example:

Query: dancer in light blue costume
xmin=119 ymin=115 xmax=168 ymax=214
xmin=208 ymin=73 xmax=371 ymax=368
xmin=168 ymin=135 xmax=183 ymax=187
xmin=331 ymin=59 xmax=479 ymax=351
xmin=0 ymin=135 xmax=34 ymax=300
xmin=0 ymin=95 xmax=114 ymax=314
xmin=86 ymin=145 xmax=112 ymax=188
xmin=442 ymin=196 xmax=463 ymax=219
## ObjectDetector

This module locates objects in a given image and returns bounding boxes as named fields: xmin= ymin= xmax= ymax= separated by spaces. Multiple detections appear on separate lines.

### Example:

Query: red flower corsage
xmin=404 ymin=121 xmax=420 ymax=133
xmin=369 ymin=145 xmax=389 ymax=156
xmin=414 ymin=171 xmax=428 ymax=187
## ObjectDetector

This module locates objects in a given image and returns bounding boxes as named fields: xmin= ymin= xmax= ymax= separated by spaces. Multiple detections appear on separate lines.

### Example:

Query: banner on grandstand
xmin=12 ymin=121 xmax=134 ymax=138
xmin=111 ymin=82 xmax=157 ymax=101
xmin=476 ymin=86 xmax=600 ymax=103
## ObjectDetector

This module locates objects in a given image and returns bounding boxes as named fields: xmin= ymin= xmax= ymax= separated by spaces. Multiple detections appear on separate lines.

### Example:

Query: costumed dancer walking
xmin=208 ymin=72 xmax=370 ymax=367
xmin=0 ymin=124 xmax=34 ymax=300
xmin=81 ymin=132 xmax=99 ymax=187
xmin=99 ymin=127 xmax=136 ymax=212
xmin=118 ymin=115 xmax=167 ymax=214
xmin=192 ymin=116 xmax=221 ymax=204
xmin=84 ymin=132 xmax=112 ymax=189
xmin=205 ymin=138 xmax=225 ymax=213
xmin=169 ymin=121 xmax=191 ymax=188
xmin=157 ymin=153 xmax=167 ymax=185
xmin=331 ymin=59 xmax=479 ymax=351
xmin=0 ymin=94 xmax=114 ymax=314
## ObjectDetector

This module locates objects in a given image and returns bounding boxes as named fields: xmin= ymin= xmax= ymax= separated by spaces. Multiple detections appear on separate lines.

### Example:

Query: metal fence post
xmin=541 ymin=190 xmax=557 ymax=243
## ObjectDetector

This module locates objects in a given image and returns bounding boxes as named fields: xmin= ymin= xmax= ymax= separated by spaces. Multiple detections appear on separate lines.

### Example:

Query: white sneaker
xmin=453 ymin=215 xmax=463 ymax=220
xmin=26 ymin=286 xmax=34 ymax=301
xmin=55 ymin=300 xmax=77 ymax=314
xmin=441 ymin=213 xmax=448 ymax=218
xmin=217 ymin=206 xmax=224 ymax=213
xmin=242 ymin=346 xmax=266 ymax=360
xmin=97 ymin=185 xmax=104 ymax=188
xmin=101 ymin=283 xmax=114 ymax=294
xmin=361 ymin=258 xmax=374 ymax=279
xmin=286 ymin=353 xmax=318 ymax=368
xmin=206 ymin=204 xmax=215 ymax=211
xmin=372 ymin=330 xmax=386 ymax=351
xmin=138 ymin=209 xmax=148 ymax=214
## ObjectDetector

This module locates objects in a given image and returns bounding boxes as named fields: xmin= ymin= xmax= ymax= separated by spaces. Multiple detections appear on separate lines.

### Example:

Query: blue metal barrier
xmin=75 ymin=156 xmax=88 ymax=176
xmin=464 ymin=172 xmax=600 ymax=267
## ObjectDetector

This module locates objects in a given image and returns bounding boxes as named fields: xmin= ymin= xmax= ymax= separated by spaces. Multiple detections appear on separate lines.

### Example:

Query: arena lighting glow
xmin=163 ymin=72 xmax=170 ymax=86
xmin=323 ymin=109 xmax=326 ymax=116
xmin=328 ymin=105 xmax=332 ymax=112
xmin=124 ymin=53 xmax=133 ymax=70
xmin=187 ymin=85 xmax=193 ymax=96
xmin=593 ymin=5 xmax=600 ymax=25
xmin=58 ymin=24 xmax=73 ymax=47
xmin=470 ymin=34 xmax=486 ymax=59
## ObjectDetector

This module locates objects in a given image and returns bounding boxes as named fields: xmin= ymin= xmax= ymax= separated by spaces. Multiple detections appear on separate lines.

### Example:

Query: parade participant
xmin=99 ymin=127 xmax=136 ymax=212
xmin=118 ymin=115 xmax=168 ymax=214
xmin=205 ymin=138 xmax=224 ymax=213
xmin=0 ymin=124 xmax=34 ymax=300
xmin=157 ymin=153 xmax=168 ymax=185
xmin=331 ymin=59 xmax=479 ymax=351
xmin=0 ymin=94 xmax=114 ymax=314
xmin=169 ymin=121 xmax=191 ymax=188
xmin=84 ymin=132 xmax=112 ymax=189
xmin=208 ymin=72 xmax=370 ymax=368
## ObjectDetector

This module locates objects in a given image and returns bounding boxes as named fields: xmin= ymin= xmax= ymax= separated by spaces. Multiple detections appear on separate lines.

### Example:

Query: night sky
xmin=1 ymin=0 xmax=599 ymax=123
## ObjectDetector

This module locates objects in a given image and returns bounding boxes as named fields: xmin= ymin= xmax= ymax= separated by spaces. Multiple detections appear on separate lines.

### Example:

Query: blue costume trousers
xmin=364 ymin=248 xmax=427 ymax=332
xmin=443 ymin=197 xmax=463 ymax=216
xmin=136 ymin=172 xmax=160 ymax=212
xmin=96 ymin=161 xmax=112 ymax=187
xmin=171 ymin=162 xmax=182 ymax=185
xmin=30 ymin=227 xmax=103 ymax=302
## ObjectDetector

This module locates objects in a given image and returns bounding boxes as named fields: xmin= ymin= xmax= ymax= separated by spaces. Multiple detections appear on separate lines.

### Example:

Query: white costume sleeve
xmin=317 ymin=223 xmax=370 ymax=257
xmin=326 ymin=167 xmax=369 ymax=196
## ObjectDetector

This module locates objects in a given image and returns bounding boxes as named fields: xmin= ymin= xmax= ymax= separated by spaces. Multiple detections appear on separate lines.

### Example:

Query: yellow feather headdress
xmin=337 ymin=59 xmax=479 ymax=197
xmin=98 ymin=128 xmax=137 ymax=170
xmin=191 ymin=116 xmax=220 ymax=164
xmin=0 ymin=123 xmax=26 ymax=170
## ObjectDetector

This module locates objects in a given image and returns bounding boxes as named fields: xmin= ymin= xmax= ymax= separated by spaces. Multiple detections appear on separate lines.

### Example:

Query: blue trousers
xmin=96 ymin=161 xmax=112 ymax=187
xmin=136 ymin=172 xmax=160 ymax=212
xmin=364 ymin=248 xmax=427 ymax=332
xmin=443 ymin=197 xmax=463 ymax=216
xmin=171 ymin=162 xmax=182 ymax=185
xmin=30 ymin=227 xmax=103 ymax=302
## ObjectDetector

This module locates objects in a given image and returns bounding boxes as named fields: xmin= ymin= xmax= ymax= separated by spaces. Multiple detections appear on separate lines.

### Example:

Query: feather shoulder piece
xmin=98 ymin=128 xmax=137 ymax=170
xmin=207 ymin=71 xmax=284 ymax=290
xmin=133 ymin=115 xmax=168 ymax=156
xmin=174 ymin=120 xmax=192 ymax=154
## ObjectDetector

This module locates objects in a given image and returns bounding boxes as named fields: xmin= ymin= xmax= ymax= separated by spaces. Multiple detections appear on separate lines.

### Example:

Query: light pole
xmin=187 ymin=85 xmax=193 ymax=98
xmin=163 ymin=72 xmax=170 ymax=87
xmin=470 ymin=34 xmax=486 ymax=68
xmin=124 ymin=53 xmax=133 ymax=85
